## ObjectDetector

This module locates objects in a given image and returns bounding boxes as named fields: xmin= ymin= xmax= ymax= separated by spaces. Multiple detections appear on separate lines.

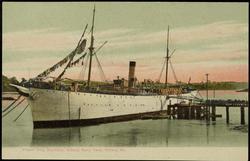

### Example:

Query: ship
xmin=10 ymin=7 xmax=198 ymax=128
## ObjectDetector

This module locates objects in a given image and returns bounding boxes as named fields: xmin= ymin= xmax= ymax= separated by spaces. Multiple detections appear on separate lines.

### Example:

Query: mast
xmin=87 ymin=6 xmax=96 ymax=89
xmin=165 ymin=26 xmax=170 ymax=88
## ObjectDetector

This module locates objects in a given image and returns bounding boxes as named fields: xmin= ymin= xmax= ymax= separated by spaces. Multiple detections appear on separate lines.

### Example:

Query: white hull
xmin=11 ymin=84 xmax=197 ymax=127
xmin=28 ymin=88 xmax=196 ymax=121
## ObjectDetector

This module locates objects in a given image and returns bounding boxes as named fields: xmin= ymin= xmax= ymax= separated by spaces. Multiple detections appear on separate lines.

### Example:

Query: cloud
xmin=171 ymin=21 xmax=248 ymax=44
xmin=99 ymin=21 xmax=248 ymax=50
xmin=3 ymin=21 xmax=247 ymax=52
xmin=2 ymin=27 xmax=135 ymax=52
xmin=2 ymin=20 xmax=248 ymax=82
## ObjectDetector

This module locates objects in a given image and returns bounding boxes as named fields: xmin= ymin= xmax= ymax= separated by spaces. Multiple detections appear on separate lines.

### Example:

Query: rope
xmin=169 ymin=59 xmax=178 ymax=84
xmin=74 ymin=52 xmax=87 ymax=80
xmin=94 ymin=54 xmax=107 ymax=82
xmin=82 ymin=53 xmax=90 ymax=80
xmin=13 ymin=104 xmax=29 ymax=122
xmin=2 ymin=98 xmax=26 ymax=118
xmin=2 ymin=95 xmax=22 ymax=113
xmin=93 ymin=41 xmax=108 ymax=54
xmin=157 ymin=59 xmax=166 ymax=82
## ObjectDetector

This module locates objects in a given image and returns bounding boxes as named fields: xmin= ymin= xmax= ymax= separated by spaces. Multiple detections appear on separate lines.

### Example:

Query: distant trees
xmin=187 ymin=81 xmax=248 ymax=90
xmin=2 ymin=75 xmax=20 ymax=92
xmin=1 ymin=74 xmax=248 ymax=91
xmin=20 ymin=78 xmax=27 ymax=85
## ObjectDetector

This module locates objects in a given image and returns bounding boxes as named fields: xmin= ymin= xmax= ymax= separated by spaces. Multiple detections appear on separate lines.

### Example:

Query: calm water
xmin=2 ymin=90 xmax=248 ymax=147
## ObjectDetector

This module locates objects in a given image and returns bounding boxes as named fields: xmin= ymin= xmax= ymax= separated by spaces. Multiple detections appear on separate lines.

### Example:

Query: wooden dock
xmin=144 ymin=99 xmax=248 ymax=125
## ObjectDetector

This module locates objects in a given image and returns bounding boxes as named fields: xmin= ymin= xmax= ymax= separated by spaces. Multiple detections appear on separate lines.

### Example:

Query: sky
xmin=2 ymin=2 xmax=249 ymax=83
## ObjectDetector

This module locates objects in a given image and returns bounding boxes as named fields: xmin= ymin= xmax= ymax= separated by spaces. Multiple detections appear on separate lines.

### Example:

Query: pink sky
xmin=3 ymin=21 xmax=248 ymax=83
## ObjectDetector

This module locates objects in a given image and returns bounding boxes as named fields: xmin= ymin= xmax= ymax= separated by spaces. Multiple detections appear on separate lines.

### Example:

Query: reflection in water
xmin=206 ymin=125 xmax=209 ymax=145
xmin=32 ymin=122 xmax=147 ymax=147
xmin=31 ymin=119 xmax=248 ymax=147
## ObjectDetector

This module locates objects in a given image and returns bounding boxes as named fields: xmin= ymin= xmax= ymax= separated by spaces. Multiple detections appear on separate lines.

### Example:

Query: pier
xmin=164 ymin=99 xmax=248 ymax=125
xmin=143 ymin=99 xmax=248 ymax=125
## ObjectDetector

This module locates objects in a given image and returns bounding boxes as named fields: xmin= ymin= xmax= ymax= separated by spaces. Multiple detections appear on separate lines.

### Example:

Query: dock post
xmin=184 ymin=107 xmax=189 ymax=119
xmin=188 ymin=100 xmax=192 ymax=119
xmin=191 ymin=107 xmax=195 ymax=119
xmin=188 ymin=106 xmax=191 ymax=119
xmin=226 ymin=106 xmax=229 ymax=124
xmin=172 ymin=106 xmax=176 ymax=119
xmin=240 ymin=107 xmax=245 ymax=125
xmin=176 ymin=106 xmax=180 ymax=119
xmin=212 ymin=105 xmax=216 ymax=121
xmin=167 ymin=100 xmax=171 ymax=119
xmin=206 ymin=105 xmax=210 ymax=124
xmin=167 ymin=106 xmax=171 ymax=118
xmin=196 ymin=106 xmax=201 ymax=120
xmin=177 ymin=106 xmax=183 ymax=119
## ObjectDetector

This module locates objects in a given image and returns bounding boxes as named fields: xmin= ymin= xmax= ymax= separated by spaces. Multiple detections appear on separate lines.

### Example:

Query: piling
xmin=240 ymin=107 xmax=245 ymax=125
xmin=177 ymin=107 xmax=181 ymax=119
xmin=212 ymin=105 xmax=216 ymax=121
xmin=165 ymin=99 xmax=247 ymax=125
xmin=196 ymin=107 xmax=201 ymax=120
xmin=188 ymin=106 xmax=191 ymax=119
xmin=184 ymin=107 xmax=189 ymax=119
xmin=167 ymin=106 xmax=171 ymax=116
xmin=226 ymin=106 xmax=229 ymax=124
xmin=172 ymin=106 xmax=176 ymax=119
xmin=206 ymin=106 xmax=210 ymax=122
xmin=191 ymin=107 xmax=195 ymax=119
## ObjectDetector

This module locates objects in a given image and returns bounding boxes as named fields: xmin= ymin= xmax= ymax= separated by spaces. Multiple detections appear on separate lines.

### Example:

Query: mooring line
xmin=2 ymin=95 xmax=22 ymax=113
xmin=13 ymin=104 xmax=29 ymax=122
xmin=2 ymin=98 xmax=26 ymax=118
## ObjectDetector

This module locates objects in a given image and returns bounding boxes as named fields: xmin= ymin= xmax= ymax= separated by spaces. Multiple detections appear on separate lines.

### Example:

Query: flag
xmin=76 ymin=39 xmax=87 ymax=54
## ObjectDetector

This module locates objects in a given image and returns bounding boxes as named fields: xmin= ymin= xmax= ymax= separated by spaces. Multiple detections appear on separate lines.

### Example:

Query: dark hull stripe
xmin=33 ymin=110 xmax=168 ymax=128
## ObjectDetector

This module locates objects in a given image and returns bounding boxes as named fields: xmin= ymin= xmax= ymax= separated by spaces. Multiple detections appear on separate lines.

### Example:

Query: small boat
xmin=236 ymin=88 xmax=248 ymax=92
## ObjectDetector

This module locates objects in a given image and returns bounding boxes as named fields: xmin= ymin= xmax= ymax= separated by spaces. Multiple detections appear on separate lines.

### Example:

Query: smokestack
xmin=128 ymin=61 xmax=136 ymax=89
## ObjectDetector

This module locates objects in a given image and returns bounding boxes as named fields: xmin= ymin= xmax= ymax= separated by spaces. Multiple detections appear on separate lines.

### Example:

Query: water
xmin=2 ymin=90 xmax=248 ymax=147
